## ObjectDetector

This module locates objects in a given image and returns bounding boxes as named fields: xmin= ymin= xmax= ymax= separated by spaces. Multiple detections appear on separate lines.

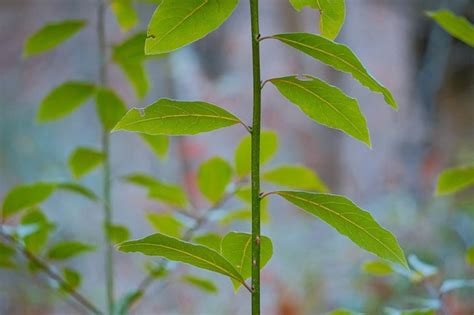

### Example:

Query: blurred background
xmin=1 ymin=0 xmax=473 ymax=314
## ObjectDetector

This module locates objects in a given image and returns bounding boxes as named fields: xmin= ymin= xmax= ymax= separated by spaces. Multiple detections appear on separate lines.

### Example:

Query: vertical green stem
xmin=249 ymin=0 xmax=261 ymax=314
xmin=97 ymin=1 xmax=114 ymax=314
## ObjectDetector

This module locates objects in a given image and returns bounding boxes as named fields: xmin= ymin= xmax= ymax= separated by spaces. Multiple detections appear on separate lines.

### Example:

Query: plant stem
xmin=249 ymin=0 xmax=262 ymax=314
xmin=97 ymin=1 xmax=114 ymax=314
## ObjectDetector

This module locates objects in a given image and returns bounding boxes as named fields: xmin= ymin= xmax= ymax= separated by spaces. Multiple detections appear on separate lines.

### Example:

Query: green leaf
xmin=2 ymin=183 xmax=56 ymax=218
xmin=427 ymin=10 xmax=474 ymax=47
xmin=68 ymin=147 xmax=105 ymax=179
xmin=439 ymin=279 xmax=474 ymax=293
xmin=111 ymin=0 xmax=139 ymax=32
xmin=140 ymin=134 xmax=169 ymax=159
xmin=193 ymin=233 xmax=222 ymax=252
xmin=466 ymin=246 xmax=474 ymax=266
xmin=113 ymin=98 xmax=243 ymax=136
xmin=198 ymin=157 xmax=233 ymax=203
xmin=95 ymin=88 xmax=127 ymax=131
xmin=47 ymin=241 xmax=95 ymax=260
xmin=270 ymin=33 xmax=397 ymax=109
xmin=56 ymin=183 xmax=99 ymax=201
xmin=21 ymin=209 xmax=53 ymax=254
xmin=181 ymin=274 xmax=218 ymax=294
xmin=0 ymin=242 xmax=15 ymax=258
xmin=235 ymin=130 xmax=279 ymax=176
xmin=328 ymin=309 xmax=364 ymax=315
xmin=362 ymin=260 xmax=394 ymax=276
xmin=263 ymin=164 xmax=328 ymax=192
xmin=145 ymin=0 xmax=239 ymax=54
xmin=38 ymin=82 xmax=96 ymax=122
xmin=270 ymin=75 xmax=370 ymax=146
xmin=23 ymin=20 xmax=85 ymax=57
xmin=435 ymin=166 xmax=474 ymax=195
xmin=146 ymin=213 xmax=184 ymax=238
xmin=112 ymin=32 xmax=150 ymax=98
xmin=117 ymin=233 xmax=245 ymax=284
xmin=106 ymin=224 xmax=131 ymax=244
xmin=114 ymin=290 xmax=143 ymax=315
xmin=60 ymin=268 xmax=81 ymax=293
xmin=289 ymin=0 xmax=345 ymax=40
xmin=274 ymin=191 xmax=407 ymax=268
xmin=221 ymin=232 xmax=273 ymax=289
xmin=385 ymin=308 xmax=436 ymax=315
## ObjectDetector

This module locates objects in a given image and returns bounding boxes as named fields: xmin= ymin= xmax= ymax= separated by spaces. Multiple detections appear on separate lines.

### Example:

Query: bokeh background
xmin=1 ymin=0 xmax=474 ymax=314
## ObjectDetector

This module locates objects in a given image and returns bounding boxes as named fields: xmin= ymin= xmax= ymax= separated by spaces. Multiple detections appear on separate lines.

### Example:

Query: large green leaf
xmin=263 ymin=164 xmax=328 ymax=192
xmin=181 ymin=274 xmax=218 ymax=294
xmin=47 ymin=241 xmax=95 ymax=260
xmin=111 ymin=0 xmax=139 ymax=32
xmin=113 ymin=98 xmax=243 ymax=135
xmin=221 ymin=232 xmax=273 ymax=289
xmin=140 ymin=134 xmax=169 ymax=159
xmin=38 ymin=82 xmax=96 ymax=122
xmin=23 ymin=20 xmax=85 ymax=57
xmin=198 ymin=157 xmax=233 ymax=203
xmin=95 ymin=88 xmax=127 ymax=131
xmin=235 ymin=130 xmax=279 ymax=176
xmin=2 ymin=183 xmax=56 ymax=218
xmin=289 ymin=0 xmax=345 ymax=40
xmin=145 ymin=0 xmax=239 ymax=54
xmin=21 ymin=209 xmax=53 ymax=254
xmin=269 ymin=33 xmax=397 ymax=109
xmin=117 ymin=233 xmax=245 ymax=284
xmin=68 ymin=147 xmax=105 ymax=179
xmin=427 ymin=10 xmax=474 ymax=47
xmin=146 ymin=213 xmax=184 ymax=237
xmin=270 ymin=75 xmax=370 ymax=146
xmin=274 ymin=191 xmax=407 ymax=267
xmin=436 ymin=166 xmax=474 ymax=195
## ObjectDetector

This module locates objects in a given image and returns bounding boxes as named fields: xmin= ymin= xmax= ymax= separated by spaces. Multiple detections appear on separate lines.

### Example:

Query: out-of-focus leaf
xmin=263 ymin=164 xmax=328 ymax=192
xmin=385 ymin=308 xmax=436 ymax=315
xmin=198 ymin=157 xmax=233 ymax=203
xmin=68 ymin=147 xmax=105 ymax=179
xmin=111 ymin=0 xmax=138 ymax=32
xmin=0 ymin=242 xmax=15 ymax=258
xmin=270 ymin=75 xmax=370 ymax=146
xmin=362 ymin=260 xmax=394 ymax=276
xmin=270 ymin=33 xmax=397 ymax=109
xmin=21 ymin=209 xmax=53 ymax=254
xmin=193 ymin=233 xmax=222 ymax=252
xmin=114 ymin=290 xmax=143 ymax=315
xmin=113 ymin=99 xmax=243 ymax=136
xmin=181 ymin=274 xmax=218 ymax=294
xmin=408 ymin=255 xmax=438 ymax=280
xmin=145 ymin=0 xmax=239 ymax=54
xmin=106 ymin=224 xmax=130 ymax=244
xmin=235 ymin=131 xmax=278 ymax=176
xmin=146 ymin=213 xmax=184 ymax=238
xmin=24 ymin=20 xmax=85 ymax=57
xmin=221 ymin=232 xmax=273 ymax=289
xmin=47 ymin=241 xmax=95 ymax=260
xmin=275 ymin=191 xmax=408 ymax=268
xmin=289 ymin=0 xmax=345 ymax=40
xmin=144 ymin=261 xmax=169 ymax=279
xmin=427 ymin=10 xmax=474 ymax=47
xmin=466 ymin=246 xmax=474 ymax=266
xmin=439 ymin=279 xmax=474 ymax=294
xmin=118 ymin=233 xmax=245 ymax=284
xmin=219 ymin=207 xmax=270 ymax=225
xmin=436 ymin=166 xmax=474 ymax=195
xmin=328 ymin=309 xmax=364 ymax=315
xmin=56 ymin=183 xmax=99 ymax=201
xmin=95 ymin=88 xmax=127 ymax=131
xmin=140 ymin=134 xmax=169 ymax=159
xmin=37 ymin=82 xmax=95 ymax=122
xmin=60 ymin=268 xmax=81 ymax=293
xmin=2 ymin=183 xmax=56 ymax=218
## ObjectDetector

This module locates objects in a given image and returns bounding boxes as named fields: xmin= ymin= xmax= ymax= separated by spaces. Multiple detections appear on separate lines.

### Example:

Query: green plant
xmin=113 ymin=0 xmax=408 ymax=314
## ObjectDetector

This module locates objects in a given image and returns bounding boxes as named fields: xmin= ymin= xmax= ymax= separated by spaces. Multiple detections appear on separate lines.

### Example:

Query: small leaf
xmin=111 ymin=0 xmax=138 ymax=32
xmin=148 ymin=182 xmax=188 ymax=208
xmin=95 ymin=88 xmax=127 ymax=131
xmin=117 ymin=233 xmax=245 ymax=284
xmin=47 ymin=241 xmax=95 ymax=260
xmin=38 ymin=82 xmax=96 ymax=122
xmin=193 ymin=233 xmax=222 ymax=252
xmin=2 ymin=183 xmax=56 ymax=218
xmin=408 ymin=255 xmax=437 ymax=279
xmin=362 ymin=260 xmax=393 ymax=276
xmin=145 ymin=0 xmax=239 ymax=54
xmin=0 ymin=242 xmax=15 ymax=258
xmin=439 ymin=279 xmax=474 ymax=293
xmin=181 ymin=274 xmax=218 ymax=294
xmin=56 ymin=183 xmax=99 ymax=201
xmin=235 ymin=130 xmax=279 ymax=176
xmin=466 ymin=246 xmax=474 ymax=266
xmin=385 ymin=308 xmax=436 ymax=315
xmin=270 ymin=75 xmax=370 ymax=146
xmin=106 ymin=224 xmax=130 ymax=244
xmin=198 ymin=157 xmax=233 ymax=203
xmin=60 ymin=268 xmax=81 ymax=293
xmin=113 ymin=98 xmax=243 ymax=136
xmin=21 ymin=209 xmax=53 ymax=254
xmin=427 ymin=10 xmax=474 ymax=47
xmin=275 ymin=191 xmax=407 ymax=268
xmin=140 ymin=134 xmax=169 ymax=159
xmin=24 ymin=20 xmax=85 ymax=57
xmin=68 ymin=147 xmax=105 ymax=179
xmin=289 ymin=0 xmax=345 ymax=40
xmin=328 ymin=309 xmax=364 ymax=315
xmin=270 ymin=33 xmax=397 ymax=109
xmin=436 ymin=166 xmax=474 ymax=196
xmin=146 ymin=213 xmax=184 ymax=238
xmin=221 ymin=232 xmax=273 ymax=289
xmin=114 ymin=290 xmax=143 ymax=315
xmin=263 ymin=164 xmax=328 ymax=192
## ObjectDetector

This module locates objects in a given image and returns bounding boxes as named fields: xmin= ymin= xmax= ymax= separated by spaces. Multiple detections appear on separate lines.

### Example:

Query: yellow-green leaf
xmin=111 ymin=0 xmax=138 ymax=32
xmin=181 ymin=274 xmax=218 ymax=294
xmin=362 ymin=260 xmax=394 ymax=276
xmin=106 ymin=224 xmax=130 ymax=244
xmin=235 ymin=130 xmax=278 ymax=176
xmin=263 ymin=164 xmax=328 ymax=192
xmin=146 ymin=213 xmax=184 ymax=238
xmin=2 ymin=183 xmax=56 ymax=219
xmin=193 ymin=233 xmax=222 ymax=252
xmin=95 ymin=88 xmax=127 ymax=131
xmin=466 ymin=246 xmax=474 ymax=266
xmin=427 ymin=10 xmax=474 ymax=47
xmin=140 ymin=134 xmax=169 ymax=159
xmin=47 ymin=241 xmax=95 ymax=260
xmin=68 ymin=147 xmax=105 ymax=179
xmin=436 ymin=166 xmax=474 ymax=195
xmin=198 ymin=157 xmax=233 ymax=203
xmin=21 ymin=209 xmax=53 ymax=254
xmin=60 ymin=268 xmax=81 ymax=293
